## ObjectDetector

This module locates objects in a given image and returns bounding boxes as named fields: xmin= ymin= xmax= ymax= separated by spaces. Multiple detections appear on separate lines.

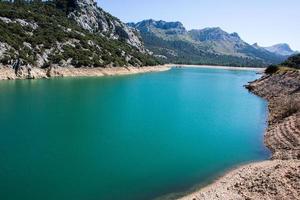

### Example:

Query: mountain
xmin=0 ymin=0 xmax=159 ymax=69
xmin=68 ymin=0 xmax=145 ymax=52
xmin=264 ymin=44 xmax=296 ymax=56
xmin=129 ymin=19 xmax=287 ymax=67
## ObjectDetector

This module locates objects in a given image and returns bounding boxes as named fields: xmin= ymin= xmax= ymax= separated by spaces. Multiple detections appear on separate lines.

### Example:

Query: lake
xmin=0 ymin=67 xmax=269 ymax=200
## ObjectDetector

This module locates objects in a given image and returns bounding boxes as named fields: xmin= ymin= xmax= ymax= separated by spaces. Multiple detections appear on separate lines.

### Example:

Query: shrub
xmin=265 ymin=65 xmax=279 ymax=74
xmin=0 ymin=55 xmax=11 ymax=65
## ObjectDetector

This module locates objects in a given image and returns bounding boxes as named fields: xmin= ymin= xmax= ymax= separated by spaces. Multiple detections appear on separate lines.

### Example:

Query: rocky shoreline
xmin=180 ymin=69 xmax=300 ymax=200
xmin=0 ymin=65 xmax=171 ymax=80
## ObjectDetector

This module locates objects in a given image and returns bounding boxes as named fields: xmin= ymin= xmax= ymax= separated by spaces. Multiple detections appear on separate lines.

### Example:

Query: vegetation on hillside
xmin=265 ymin=65 xmax=279 ymax=74
xmin=265 ymin=54 xmax=300 ymax=74
xmin=0 ymin=1 xmax=159 ymax=68
xmin=144 ymin=33 xmax=267 ymax=67
xmin=281 ymin=54 xmax=300 ymax=69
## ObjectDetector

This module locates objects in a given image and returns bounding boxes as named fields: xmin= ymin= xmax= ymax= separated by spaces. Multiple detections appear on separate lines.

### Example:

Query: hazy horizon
xmin=98 ymin=0 xmax=300 ymax=51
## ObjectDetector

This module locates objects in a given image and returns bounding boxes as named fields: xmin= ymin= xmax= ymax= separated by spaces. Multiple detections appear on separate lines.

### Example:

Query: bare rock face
xmin=68 ymin=0 xmax=145 ymax=52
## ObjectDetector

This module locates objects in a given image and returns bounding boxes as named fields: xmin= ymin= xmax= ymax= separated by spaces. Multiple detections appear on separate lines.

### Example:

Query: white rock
xmin=68 ymin=0 xmax=146 ymax=52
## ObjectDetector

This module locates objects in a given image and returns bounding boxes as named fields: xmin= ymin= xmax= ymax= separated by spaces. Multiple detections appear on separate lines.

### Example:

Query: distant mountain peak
xmin=131 ymin=19 xmax=287 ymax=66
xmin=149 ymin=20 xmax=185 ymax=30
xmin=129 ymin=19 xmax=187 ymax=35
xmin=230 ymin=32 xmax=240 ymax=39
xmin=264 ymin=43 xmax=295 ymax=56
xmin=270 ymin=43 xmax=291 ymax=50
xmin=140 ymin=19 xmax=183 ymax=27
xmin=189 ymin=27 xmax=243 ymax=43
xmin=198 ymin=27 xmax=224 ymax=33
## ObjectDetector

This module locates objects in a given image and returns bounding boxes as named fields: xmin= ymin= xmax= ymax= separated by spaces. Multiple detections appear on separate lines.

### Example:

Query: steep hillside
xmin=0 ymin=1 xmax=159 ymax=70
xmin=68 ymin=0 xmax=145 ymax=52
xmin=129 ymin=20 xmax=287 ymax=67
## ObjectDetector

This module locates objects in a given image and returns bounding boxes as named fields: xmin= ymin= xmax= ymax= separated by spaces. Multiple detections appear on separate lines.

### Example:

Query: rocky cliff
xmin=68 ymin=0 xmax=145 ymax=52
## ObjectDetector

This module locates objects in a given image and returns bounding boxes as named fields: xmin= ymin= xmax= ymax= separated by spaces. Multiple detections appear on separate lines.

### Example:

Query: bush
xmin=265 ymin=65 xmax=279 ymax=74
xmin=0 ymin=55 xmax=11 ymax=65
xmin=49 ymin=53 xmax=64 ymax=64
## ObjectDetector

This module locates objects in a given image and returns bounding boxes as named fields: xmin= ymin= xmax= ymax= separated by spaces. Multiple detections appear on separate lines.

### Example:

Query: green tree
xmin=54 ymin=0 xmax=77 ymax=13
xmin=282 ymin=54 xmax=300 ymax=69
xmin=265 ymin=65 xmax=279 ymax=74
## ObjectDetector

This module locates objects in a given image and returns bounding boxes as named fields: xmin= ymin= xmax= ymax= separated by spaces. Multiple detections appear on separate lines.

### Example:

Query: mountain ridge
xmin=128 ymin=19 xmax=291 ymax=67
xmin=264 ymin=43 xmax=296 ymax=56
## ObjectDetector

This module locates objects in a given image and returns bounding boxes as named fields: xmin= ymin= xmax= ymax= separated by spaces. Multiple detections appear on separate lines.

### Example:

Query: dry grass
xmin=277 ymin=66 xmax=299 ymax=72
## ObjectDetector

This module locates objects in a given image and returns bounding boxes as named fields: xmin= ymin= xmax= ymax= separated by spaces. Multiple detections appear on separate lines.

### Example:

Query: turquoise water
xmin=0 ymin=67 xmax=269 ymax=200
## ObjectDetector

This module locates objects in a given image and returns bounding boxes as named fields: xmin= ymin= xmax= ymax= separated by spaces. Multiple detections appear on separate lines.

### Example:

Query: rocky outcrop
xmin=69 ymin=0 xmax=145 ymax=52
xmin=0 ymin=42 xmax=11 ymax=58
xmin=0 ymin=16 xmax=38 ymax=30
xmin=247 ymin=70 xmax=300 ymax=160
xmin=180 ymin=70 xmax=300 ymax=200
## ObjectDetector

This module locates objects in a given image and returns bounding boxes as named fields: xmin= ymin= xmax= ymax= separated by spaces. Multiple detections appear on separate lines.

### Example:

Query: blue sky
xmin=97 ymin=0 xmax=300 ymax=50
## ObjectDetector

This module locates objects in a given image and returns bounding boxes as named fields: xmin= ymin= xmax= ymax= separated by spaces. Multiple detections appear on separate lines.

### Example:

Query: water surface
xmin=0 ymin=67 xmax=269 ymax=200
